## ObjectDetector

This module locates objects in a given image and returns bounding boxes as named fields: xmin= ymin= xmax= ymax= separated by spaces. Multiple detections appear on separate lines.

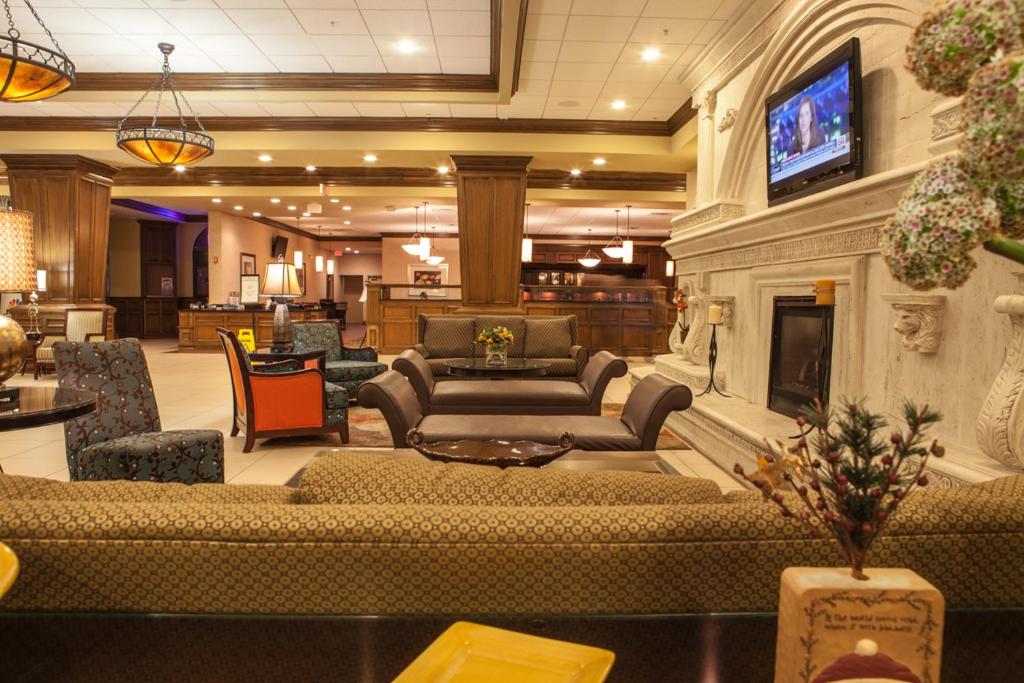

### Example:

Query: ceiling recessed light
xmin=258 ymin=154 xmax=272 ymax=162
xmin=641 ymin=47 xmax=661 ymax=62
xmin=270 ymin=198 xmax=281 ymax=204
xmin=174 ymin=164 xmax=186 ymax=173
xmin=593 ymin=157 xmax=606 ymax=166
xmin=252 ymin=212 xmax=262 ymax=217
xmin=343 ymin=220 xmax=351 ymax=225
xmin=211 ymin=198 xmax=222 ymax=203
xmin=330 ymin=198 xmax=340 ymax=204
xmin=345 ymin=247 xmax=352 ymax=251
xmin=363 ymin=154 xmax=377 ymax=162
xmin=353 ymin=249 xmax=360 ymax=254
xmin=234 ymin=205 xmax=243 ymax=211
xmin=302 ymin=211 xmax=311 ymax=217
xmin=570 ymin=168 xmax=582 ymax=176
xmin=287 ymin=205 xmax=297 ymax=211
xmin=305 ymin=164 xmax=316 ymax=171
xmin=342 ymin=205 xmax=352 ymax=211
xmin=611 ymin=100 xmax=626 ymax=110
xmin=396 ymin=39 xmax=417 ymax=54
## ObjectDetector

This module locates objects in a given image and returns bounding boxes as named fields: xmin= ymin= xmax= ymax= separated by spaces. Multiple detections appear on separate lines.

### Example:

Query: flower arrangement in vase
xmin=734 ymin=399 xmax=944 ymax=580
xmin=476 ymin=326 xmax=514 ymax=366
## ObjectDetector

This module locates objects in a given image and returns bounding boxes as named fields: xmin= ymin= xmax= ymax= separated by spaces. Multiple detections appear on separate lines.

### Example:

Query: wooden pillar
xmin=451 ymin=155 xmax=532 ymax=313
xmin=2 ymin=154 xmax=117 ymax=304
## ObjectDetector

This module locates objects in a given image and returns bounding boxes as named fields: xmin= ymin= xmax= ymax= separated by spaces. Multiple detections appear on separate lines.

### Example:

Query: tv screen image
xmin=764 ymin=38 xmax=862 ymax=205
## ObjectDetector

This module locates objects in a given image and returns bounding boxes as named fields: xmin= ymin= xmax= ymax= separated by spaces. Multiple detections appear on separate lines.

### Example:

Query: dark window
xmin=768 ymin=296 xmax=834 ymax=418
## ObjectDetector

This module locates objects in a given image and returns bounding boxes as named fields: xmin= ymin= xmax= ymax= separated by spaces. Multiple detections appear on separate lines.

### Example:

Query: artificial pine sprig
xmin=735 ymin=399 xmax=944 ymax=580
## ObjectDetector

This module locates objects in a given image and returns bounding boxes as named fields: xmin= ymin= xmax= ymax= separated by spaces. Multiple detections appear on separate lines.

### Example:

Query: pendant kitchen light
xmin=621 ymin=204 xmax=634 ymax=264
xmin=521 ymin=202 xmax=533 ymax=262
xmin=314 ymin=225 xmax=323 ymax=272
xmin=116 ymin=43 xmax=214 ymax=167
xmin=424 ymin=222 xmax=445 ymax=265
xmin=293 ymin=219 xmax=303 ymax=268
xmin=419 ymin=202 xmax=431 ymax=261
xmin=402 ymin=206 xmax=424 ymax=255
xmin=0 ymin=0 xmax=75 ymax=102
xmin=602 ymin=209 xmax=624 ymax=258
xmin=577 ymin=228 xmax=601 ymax=268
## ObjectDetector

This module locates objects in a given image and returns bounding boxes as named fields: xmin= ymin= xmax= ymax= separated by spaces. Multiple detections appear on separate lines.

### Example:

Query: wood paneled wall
xmin=178 ymin=309 xmax=326 ymax=351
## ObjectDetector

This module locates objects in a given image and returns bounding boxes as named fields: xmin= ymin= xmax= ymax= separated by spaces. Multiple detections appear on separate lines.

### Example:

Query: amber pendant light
xmin=116 ymin=43 xmax=214 ymax=167
xmin=0 ymin=0 xmax=75 ymax=102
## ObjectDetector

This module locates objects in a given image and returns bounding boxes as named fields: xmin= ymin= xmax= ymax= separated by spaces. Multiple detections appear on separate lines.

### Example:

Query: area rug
xmin=343 ymin=403 xmax=690 ymax=450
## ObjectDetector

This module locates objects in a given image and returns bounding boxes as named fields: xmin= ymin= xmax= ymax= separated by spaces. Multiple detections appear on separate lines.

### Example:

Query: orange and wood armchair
xmin=217 ymin=328 xmax=350 ymax=453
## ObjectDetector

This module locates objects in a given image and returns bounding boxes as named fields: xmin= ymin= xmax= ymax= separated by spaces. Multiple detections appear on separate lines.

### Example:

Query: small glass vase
xmin=485 ymin=344 xmax=508 ymax=366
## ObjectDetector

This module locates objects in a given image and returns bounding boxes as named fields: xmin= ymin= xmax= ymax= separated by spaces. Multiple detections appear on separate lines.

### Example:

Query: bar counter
xmin=178 ymin=308 xmax=326 ymax=351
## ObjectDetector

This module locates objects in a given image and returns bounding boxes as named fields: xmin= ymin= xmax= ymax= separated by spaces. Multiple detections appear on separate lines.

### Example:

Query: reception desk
xmin=177 ymin=308 xmax=326 ymax=351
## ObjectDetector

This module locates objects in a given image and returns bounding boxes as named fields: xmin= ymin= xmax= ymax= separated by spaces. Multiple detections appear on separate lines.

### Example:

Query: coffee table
xmin=445 ymin=358 xmax=549 ymax=378
xmin=389 ymin=448 xmax=678 ymax=475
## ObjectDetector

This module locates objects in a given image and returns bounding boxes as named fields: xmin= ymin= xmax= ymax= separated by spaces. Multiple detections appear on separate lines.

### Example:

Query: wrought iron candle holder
xmin=696 ymin=322 xmax=729 ymax=398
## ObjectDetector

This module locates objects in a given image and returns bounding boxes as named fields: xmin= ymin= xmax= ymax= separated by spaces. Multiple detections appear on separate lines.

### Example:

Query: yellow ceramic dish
xmin=0 ymin=543 xmax=18 ymax=599
xmin=393 ymin=621 xmax=615 ymax=683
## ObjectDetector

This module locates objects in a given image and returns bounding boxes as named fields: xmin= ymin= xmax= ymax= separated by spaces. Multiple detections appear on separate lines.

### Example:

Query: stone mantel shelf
xmin=663 ymin=159 xmax=933 ymax=262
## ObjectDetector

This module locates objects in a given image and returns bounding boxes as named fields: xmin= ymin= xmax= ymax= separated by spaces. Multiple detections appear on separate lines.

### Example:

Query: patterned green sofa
xmin=412 ymin=314 xmax=589 ymax=379
xmin=290 ymin=320 xmax=388 ymax=395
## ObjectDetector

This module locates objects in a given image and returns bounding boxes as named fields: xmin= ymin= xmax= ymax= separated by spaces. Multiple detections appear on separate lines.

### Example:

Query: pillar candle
xmin=815 ymin=279 xmax=836 ymax=306
xmin=708 ymin=304 xmax=723 ymax=325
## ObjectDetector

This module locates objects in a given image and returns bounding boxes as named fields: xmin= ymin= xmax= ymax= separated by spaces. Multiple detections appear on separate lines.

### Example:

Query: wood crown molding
xmin=450 ymin=154 xmax=533 ymax=173
xmin=73 ymin=72 xmax=497 ymax=92
xmin=0 ymin=154 xmax=118 ymax=181
xmin=112 ymin=165 xmax=686 ymax=193
xmin=0 ymin=115 xmax=672 ymax=136
xmin=667 ymin=98 xmax=697 ymax=135
xmin=510 ymin=0 xmax=530 ymax=97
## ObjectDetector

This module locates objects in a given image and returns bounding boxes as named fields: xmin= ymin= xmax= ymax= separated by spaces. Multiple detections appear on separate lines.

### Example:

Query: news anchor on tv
xmin=788 ymin=95 xmax=824 ymax=156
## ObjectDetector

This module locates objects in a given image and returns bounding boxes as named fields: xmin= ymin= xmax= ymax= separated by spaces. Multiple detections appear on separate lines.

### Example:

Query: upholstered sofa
xmin=393 ymin=349 xmax=627 ymax=415
xmin=358 ymin=370 xmax=691 ymax=449
xmin=412 ymin=314 xmax=588 ymax=379
xmin=1 ymin=452 xmax=1023 ymax=617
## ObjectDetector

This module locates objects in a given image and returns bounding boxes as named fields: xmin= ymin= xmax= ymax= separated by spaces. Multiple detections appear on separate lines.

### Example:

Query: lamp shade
xmin=665 ymin=259 xmax=675 ymax=277
xmin=36 ymin=269 xmax=47 ymax=292
xmin=621 ymin=239 xmax=634 ymax=264
xmin=0 ymin=36 xmax=75 ymax=103
xmin=293 ymin=250 xmax=303 ymax=269
xmin=260 ymin=261 xmax=302 ymax=298
xmin=358 ymin=284 xmax=368 ymax=303
xmin=315 ymin=255 xmax=324 ymax=273
xmin=0 ymin=208 xmax=37 ymax=290
xmin=326 ymin=258 xmax=334 ymax=275
xmin=521 ymin=236 xmax=533 ymax=262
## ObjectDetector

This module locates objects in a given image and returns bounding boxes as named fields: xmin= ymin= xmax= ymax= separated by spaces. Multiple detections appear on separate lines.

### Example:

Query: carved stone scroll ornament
xmin=976 ymin=276 xmax=1024 ymax=469
xmin=669 ymin=307 xmax=688 ymax=355
xmin=881 ymin=294 xmax=945 ymax=353
xmin=717 ymin=108 xmax=738 ymax=132
xmin=677 ymin=289 xmax=709 ymax=366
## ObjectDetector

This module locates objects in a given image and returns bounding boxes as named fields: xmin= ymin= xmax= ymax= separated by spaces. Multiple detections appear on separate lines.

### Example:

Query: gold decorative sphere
xmin=0 ymin=315 xmax=29 ymax=385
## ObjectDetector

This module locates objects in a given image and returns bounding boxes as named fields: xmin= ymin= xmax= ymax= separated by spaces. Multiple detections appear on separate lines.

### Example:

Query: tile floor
xmin=0 ymin=340 xmax=744 ymax=493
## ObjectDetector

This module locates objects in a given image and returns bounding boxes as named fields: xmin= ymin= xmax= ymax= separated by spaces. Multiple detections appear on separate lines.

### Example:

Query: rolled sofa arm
xmin=570 ymin=345 xmax=589 ymax=376
xmin=620 ymin=373 xmax=693 ymax=450
xmin=411 ymin=343 xmax=430 ymax=358
xmin=356 ymin=370 xmax=424 ymax=448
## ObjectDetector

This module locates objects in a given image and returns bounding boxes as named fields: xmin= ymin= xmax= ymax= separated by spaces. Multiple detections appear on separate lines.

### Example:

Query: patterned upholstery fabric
xmin=65 ymin=309 xmax=106 ymax=342
xmin=543 ymin=358 xmax=584 ymax=376
xmin=0 ymin=473 xmax=297 ymax=504
xmin=423 ymin=317 xmax=474 ymax=358
xmin=324 ymin=382 xmax=349 ymax=427
xmin=474 ymin=316 xmax=526 ymax=358
xmin=299 ymin=452 xmax=724 ymax=506
xmin=292 ymin=321 xmax=342 ymax=362
xmin=53 ymin=338 xmax=224 ymax=484
xmin=1 ymin=469 xmax=1023 ymax=615
xmin=525 ymin=317 xmax=573 ymax=358
xmin=292 ymin=321 xmax=385 ymax=393
xmin=324 ymin=360 xmax=388 ymax=390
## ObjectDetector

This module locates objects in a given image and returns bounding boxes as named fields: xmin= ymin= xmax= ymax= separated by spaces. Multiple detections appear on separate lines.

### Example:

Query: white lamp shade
xmin=425 ymin=255 xmax=445 ymax=265
xmin=621 ymin=240 xmax=633 ymax=264
xmin=401 ymin=242 xmax=421 ymax=255
xmin=419 ymin=235 xmax=431 ymax=260
xmin=36 ymin=269 xmax=47 ymax=292
xmin=0 ymin=208 xmax=37 ymax=291
xmin=521 ymin=237 xmax=533 ymax=262
xmin=358 ymin=284 xmax=368 ymax=303
xmin=577 ymin=255 xmax=601 ymax=268
xmin=326 ymin=259 xmax=335 ymax=275
xmin=665 ymin=259 xmax=675 ymax=277
xmin=293 ymin=250 xmax=303 ymax=269
xmin=260 ymin=261 xmax=303 ymax=298
xmin=315 ymin=255 xmax=324 ymax=273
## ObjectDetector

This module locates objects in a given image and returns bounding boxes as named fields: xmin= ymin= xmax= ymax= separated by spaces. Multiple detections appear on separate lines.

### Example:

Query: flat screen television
xmin=765 ymin=37 xmax=863 ymax=206
xmin=271 ymin=235 xmax=289 ymax=259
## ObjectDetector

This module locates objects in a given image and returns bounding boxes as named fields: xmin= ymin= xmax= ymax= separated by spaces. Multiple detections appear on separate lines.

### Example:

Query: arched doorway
xmin=192 ymin=228 xmax=209 ymax=301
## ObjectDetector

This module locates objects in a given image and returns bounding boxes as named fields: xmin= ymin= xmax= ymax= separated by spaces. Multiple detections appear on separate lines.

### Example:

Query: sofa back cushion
xmin=293 ymin=321 xmax=343 ymax=362
xmin=525 ymin=317 xmax=573 ymax=358
xmin=299 ymin=451 xmax=725 ymax=506
xmin=474 ymin=315 xmax=526 ymax=358
xmin=422 ymin=317 xmax=474 ymax=358
xmin=0 ymin=474 xmax=298 ymax=504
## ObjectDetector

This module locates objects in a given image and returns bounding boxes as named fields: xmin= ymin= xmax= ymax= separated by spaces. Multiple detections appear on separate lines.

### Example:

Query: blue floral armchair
xmin=291 ymin=320 xmax=387 ymax=396
xmin=53 ymin=338 xmax=224 ymax=483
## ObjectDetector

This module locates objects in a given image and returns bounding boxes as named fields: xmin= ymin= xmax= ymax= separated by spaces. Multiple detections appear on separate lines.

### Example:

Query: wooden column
xmin=2 ymin=155 xmax=117 ymax=304
xmin=451 ymin=155 xmax=532 ymax=313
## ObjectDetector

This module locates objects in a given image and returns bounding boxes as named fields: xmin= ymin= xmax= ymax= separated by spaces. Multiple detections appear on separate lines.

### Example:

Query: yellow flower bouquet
xmin=476 ymin=326 xmax=513 ymax=365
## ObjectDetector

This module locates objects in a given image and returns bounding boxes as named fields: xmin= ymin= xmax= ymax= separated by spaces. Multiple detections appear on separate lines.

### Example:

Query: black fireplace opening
xmin=767 ymin=296 xmax=834 ymax=419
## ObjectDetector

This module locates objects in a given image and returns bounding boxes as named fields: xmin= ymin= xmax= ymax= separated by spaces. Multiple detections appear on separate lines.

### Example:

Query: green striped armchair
xmin=35 ymin=307 xmax=108 ymax=379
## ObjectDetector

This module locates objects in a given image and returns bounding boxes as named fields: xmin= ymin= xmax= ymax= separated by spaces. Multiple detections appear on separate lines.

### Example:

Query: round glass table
xmin=444 ymin=358 xmax=550 ymax=378
xmin=0 ymin=387 xmax=97 ymax=432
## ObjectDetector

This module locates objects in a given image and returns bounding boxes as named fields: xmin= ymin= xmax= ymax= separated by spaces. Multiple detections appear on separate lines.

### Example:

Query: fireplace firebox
xmin=768 ymin=296 xmax=834 ymax=418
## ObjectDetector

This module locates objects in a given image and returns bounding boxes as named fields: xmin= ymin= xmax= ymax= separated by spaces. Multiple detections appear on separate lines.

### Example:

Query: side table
xmin=249 ymin=348 xmax=326 ymax=373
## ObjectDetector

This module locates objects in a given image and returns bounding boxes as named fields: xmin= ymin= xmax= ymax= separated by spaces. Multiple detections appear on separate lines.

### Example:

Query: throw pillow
xmin=525 ymin=317 xmax=572 ymax=358
xmin=423 ymin=317 xmax=474 ymax=358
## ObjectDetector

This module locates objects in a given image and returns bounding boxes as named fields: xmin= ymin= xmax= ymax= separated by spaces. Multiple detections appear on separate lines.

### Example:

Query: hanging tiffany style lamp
xmin=0 ymin=0 xmax=75 ymax=101
xmin=116 ymin=43 xmax=214 ymax=166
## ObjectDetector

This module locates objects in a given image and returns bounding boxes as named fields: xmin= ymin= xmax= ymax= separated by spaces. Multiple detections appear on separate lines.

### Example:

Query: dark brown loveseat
xmin=412 ymin=314 xmax=588 ymax=378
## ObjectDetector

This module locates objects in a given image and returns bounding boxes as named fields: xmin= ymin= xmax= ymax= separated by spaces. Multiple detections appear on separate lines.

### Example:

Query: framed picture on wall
xmin=537 ymin=272 xmax=548 ymax=285
xmin=408 ymin=263 xmax=448 ymax=297
xmin=240 ymin=274 xmax=260 ymax=304
xmin=551 ymin=272 xmax=562 ymax=286
xmin=563 ymin=272 xmax=575 ymax=286
xmin=240 ymin=252 xmax=257 ymax=276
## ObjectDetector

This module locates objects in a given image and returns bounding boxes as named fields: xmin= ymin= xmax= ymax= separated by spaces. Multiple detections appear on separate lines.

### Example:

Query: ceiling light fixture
xmin=302 ymin=211 xmax=311 ymax=217
xmin=396 ymin=39 xmax=418 ymax=54
xmin=570 ymin=168 xmax=581 ymax=177
xmin=665 ymin=259 xmax=675 ymax=277
xmin=343 ymin=220 xmax=351 ymax=225
xmin=577 ymin=228 xmax=601 ymax=268
xmin=287 ymin=205 xmax=296 ymax=211
xmin=258 ymin=154 xmax=272 ymax=162
xmin=424 ymin=211 xmax=444 ymax=265
xmin=305 ymin=164 xmax=316 ymax=171
xmin=211 ymin=198 xmax=221 ymax=203
xmin=270 ymin=198 xmax=280 ymax=204
xmin=521 ymin=202 xmax=532 ymax=263
xmin=173 ymin=164 xmax=186 ymax=173
xmin=330 ymin=198 xmax=340 ymax=204
xmin=353 ymin=250 xmax=360 ymax=254
xmin=0 ymin=0 xmax=76 ymax=102
xmin=437 ymin=165 xmax=449 ymax=174
xmin=342 ymin=205 xmax=351 ymax=211
xmin=116 ymin=43 xmax=213 ymax=167
xmin=622 ymin=204 xmax=634 ymax=264
xmin=402 ymin=205 xmax=424 ymax=255
xmin=611 ymin=100 xmax=626 ymax=110
xmin=602 ymin=209 xmax=624 ymax=258
xmin=326 ymin=258 xmax=334 ymax=275
xmin=234 ymin=205 xmax=243 ymax=211
xmin=593 ymin=157 xmax=606 ymax=166
xmin=345 ymin=247 xmax=352 ymax=252
xmin=419 ymin=201 xmax=431 ymax=261
xmin=641 ymin=47 xmax=661 ymax=62
xmin=363 ymin=154 xmax=377 ymax=162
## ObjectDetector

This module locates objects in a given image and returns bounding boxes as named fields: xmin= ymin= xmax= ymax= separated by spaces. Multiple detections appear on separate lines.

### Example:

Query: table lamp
xmin=0 ymin=203 xmax=36 ymax=391
xmin=260 ymin=256 xmax=302 ymax=352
